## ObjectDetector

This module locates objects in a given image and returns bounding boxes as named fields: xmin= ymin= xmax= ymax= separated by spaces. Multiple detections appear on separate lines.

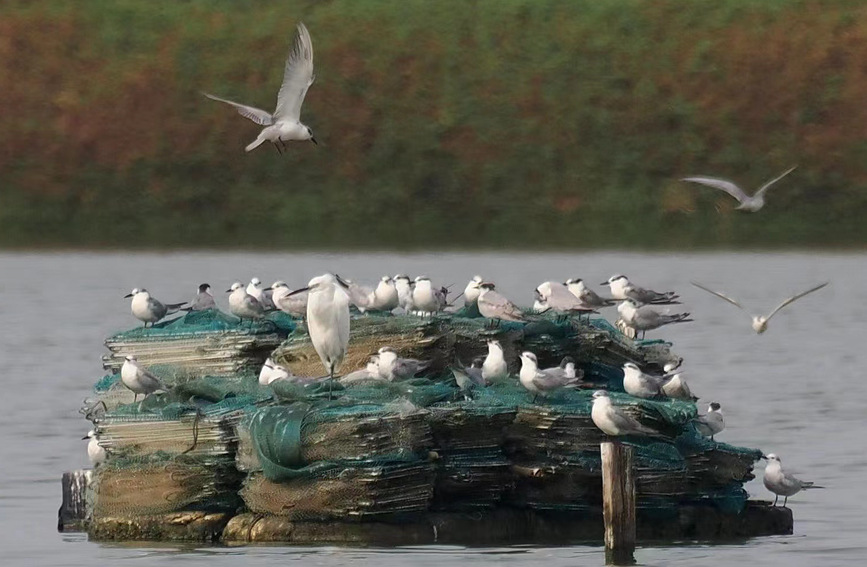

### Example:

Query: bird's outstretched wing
xmin=755 ymin=165 xmax=798 ymax=199
xmin=275 ymin=22 xmax=315 ymax=121
xmin=691 ymin=281 xmax=747 ymax=312
xmin=681 ymin=176 xmax=749 ymax=204
xmin=766 ymin=282 xmax=828 ymax=321
xmin=203 ymin=93 xmax=274 ymax=125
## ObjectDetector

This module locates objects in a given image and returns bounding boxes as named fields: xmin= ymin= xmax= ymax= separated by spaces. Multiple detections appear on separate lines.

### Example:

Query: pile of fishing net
xmin=103 ymin=309 xmax=295 ymax=378
xmin=82 ymin=310 xmax=764 ymax=538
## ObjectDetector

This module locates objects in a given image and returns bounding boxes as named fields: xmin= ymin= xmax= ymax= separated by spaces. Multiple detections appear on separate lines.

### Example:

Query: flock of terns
xmin=85 ymin=17 xmax=826 ymax=511
xmin=92 ymin=270 xmax=827 ymax=506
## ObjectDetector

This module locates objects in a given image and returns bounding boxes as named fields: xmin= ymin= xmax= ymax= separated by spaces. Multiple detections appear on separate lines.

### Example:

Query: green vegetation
xmin=2 ymin=0 xmax=866 ymax=249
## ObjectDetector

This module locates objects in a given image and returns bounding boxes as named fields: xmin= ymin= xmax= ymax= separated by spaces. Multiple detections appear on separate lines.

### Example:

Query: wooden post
xmin=58 ymin=469 xmax=92 ymax=532
xmin=601 ymin=442 xmax=636 ymax=565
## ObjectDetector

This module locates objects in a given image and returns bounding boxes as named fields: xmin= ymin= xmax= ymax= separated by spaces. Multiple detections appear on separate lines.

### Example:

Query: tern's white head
xmin=519 ymin=351 xmax=538 ymax=368
xmin=752 ymin=316 xmax=769 ymax=334
xmin=250 ymin=277 xmax=261 ymax=286
xmin=536 ymin=281 xmax=554 ymax=300
xmin=622 ymin=362 xmax=641 ymax=376
xmin=766 ymin=453 xmax=780 ymax=463
xmin=592 ymin=389 xmax=610 ymax=400
xmin=228 ymin=282 xmax=244 ymax=292
xmin=124 ymin=355 xmax=137 ymax=363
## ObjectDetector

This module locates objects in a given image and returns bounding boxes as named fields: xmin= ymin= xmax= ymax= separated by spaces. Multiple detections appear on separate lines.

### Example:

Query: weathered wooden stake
xmin=58 ymin=469 xmax=92 ymax=532
xmin=601 ymin=442 xmax=636 ymax=565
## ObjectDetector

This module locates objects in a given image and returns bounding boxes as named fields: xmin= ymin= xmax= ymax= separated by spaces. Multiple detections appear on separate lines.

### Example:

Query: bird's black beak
xmin=287 ymin=286 xmax=310 ymax=297
xmin=264 ymin=287 xmax=272 ymax=292
xmin=123 ymin=293 xmax=133 ymax=298
xmin=760 ymin=454 xmax=768 ymax=460
xmin=599 ymin=281 xmax=609 ymax=286
xmin=334 ymin=274 xmax=350 ymax=289
xmin=310 ymin=137 xmax=318 ymax=146
xmin=225 ymin=288 xmax=233 ymax=293
xmin=81 ymin=435 xmax=89 ymax=440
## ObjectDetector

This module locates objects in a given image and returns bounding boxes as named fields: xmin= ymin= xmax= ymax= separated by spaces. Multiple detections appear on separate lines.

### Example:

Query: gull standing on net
xmin=125 ymin=288 xmax=186 ymax=328
xmin=269 ymin=281 xmax=308 ymax=318
xmin=518 ymin=352 xmax=582 ymax=402
xmin=535 ymin=281 xmax=597 ymax=318
xmin=763 ymin=453 xmax=824 ymax=507
xmin=83 ymin=430 xmax=106 ymax=466
xmin=463 ymin=275 xmax=484 ymax=317
xmin=286 ymin=273 xmax=350 ymax=398
xmin=681 ymin=166 xmax=797 ymax=212
xmin=482 ymin=339 xmax=510 ymax=383
xmin=394 ymin=275 xmax=415 ymax=312
xmin=694 ymin=402 xmax=725 ymax=440
xmin=247 ymin=277 xmax=273 ymax=309
xmin=120 ymin=355 xmax=167 ymax=402
xmin=376 ymin=346 xmax=432 ymax=381
xmin=477 ymin=282 xmax=527 ymax=324
xmin=617 ymin=298 xmax=692 ymax=338
xmin=621 ymin=362 xmax=664 ymax=399
xmin=603 ymin=275 xmax=680 ymax=305
xmin=591 ymin=390 xmax=663 ymax=437
xmin=203 ymin=22 xmax=317 ymax=153
xmin=227 ymin=282 xmax=266 ymax=324
xmin=565 ymin=278 xmax=616 ymax=310
xmin=691 ymin=281 xmax=828 ymax=334
xmin=185 ymin=283 xmax=216 ymax=311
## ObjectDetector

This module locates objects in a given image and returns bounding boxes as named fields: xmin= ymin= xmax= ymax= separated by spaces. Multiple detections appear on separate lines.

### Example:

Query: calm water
xmin=0 ymin=251 xmax=864 ymax=566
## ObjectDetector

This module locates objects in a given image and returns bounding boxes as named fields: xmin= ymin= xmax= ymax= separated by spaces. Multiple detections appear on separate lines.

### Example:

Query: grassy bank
xmin=2 ymin=0 xmax=866 ymax=248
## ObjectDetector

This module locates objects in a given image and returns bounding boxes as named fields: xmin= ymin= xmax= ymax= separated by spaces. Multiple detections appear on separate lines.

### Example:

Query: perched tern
xmin=681 ymin=166 xmax=797 ymax=212
xmin=694 ymin=402 xmax=725 ymax=440
xmin=617 ymin=298 xmax=692 ymax=338
xmin=370 ymin=276 xmax=399 ymax=311
xmin=376 ymin=346 xmax=432 ymax=381
xmin=691 ymin=281 xmax=828 ymax=334
xmin=518 ymin=352 xmax=582 ymax=402
xmin=482 ymin=339 xmax=510 ymax=383
xmin=393 ymin=275 xmax=415 ymax=312
xmin=621 ymin=362 xmax=664 ymax=399
xmin=120 ymin=355 xmax=166 ymax=402
xmin=477 ymin=282 xmax=527 ymax=323
xmin=565 ymin=278 xmax=615 ymax=309
xmin=463 ymin=275 xmax=484 ymax=317
xmin=247 ymin=277 xmax=273 ymax=309
xmin=203 ymin=22 xmax=317 ymax=153
xmin=270 ymin=281 xmax=307 ymax=318
xmin=660 ymin=368 xmax=696 ymax=401
xmin=411 ymin=276 xmax=448 ymax=315
xmin=124 ymin=288 xmax=185 ymax=327
xmin=603 ymin=275 xmax=680 ymax=305
xmin=185 ymin=283 xmax=216 ymax=312
xmin=535 ymin=281 xmax=597 ymax=317
xmin=83 ymin=430 xmax=106 ymax=466
xmin=452 ymin=357 xmax=487 ymax=392
xmin=288 ymin=273 xmax=350 ymax=398
xmin=763 ymin=453 xmax=824 ymax=507
xmin=227 ymin=282 xmax=266 ymax=324
xmin=591 ymin=390 xmax=662 ymax=437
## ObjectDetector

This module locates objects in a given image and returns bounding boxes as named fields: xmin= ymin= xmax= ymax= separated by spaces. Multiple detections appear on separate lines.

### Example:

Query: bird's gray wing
xmin=754 ymin=165 xmax=797 ymax=199
xmin=681 ymin=176 xmax=749 ymax=203
xmin=203 ymin=93 xmax=274 ymax=125
xmin=691 ymin=281 xmax=747 ymax=312
xmin=485 ymin=291 xmax=527 ymax=321
xmin=138 ymin=367 xmax=165 ymax=392
xmin=610 ymin=408 xmax=659 ymax=436
xmin=243 ymin=295 xmax=265 ymax=314
xmin=147 ymin=297 xmax=168 ymax=319
xmin=765 ymin=282 xmax=828 ymax=321
xmin=274 ymin=22 xmax=315 ymax=121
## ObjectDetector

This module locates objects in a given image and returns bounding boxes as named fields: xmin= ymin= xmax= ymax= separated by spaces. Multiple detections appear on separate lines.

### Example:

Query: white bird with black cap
xmin=185 ymin=283 xmax=216 ymax=312
xmin=681 ymin=165 xmax=797 ymax=212
xmin=477 ymin=282 xmax=527 ymax=324
xmin=763 ymin=453 xmax=824 ymax=507
xmin=603 ymin=275 xmax=680 ymax=305
xmin=125 ymin=288 xmax=186 ymax=327
xmin=691 ymin=280 xmax=828 ymax=334
xmin=203 ymin=22 xmax=318 ymax=153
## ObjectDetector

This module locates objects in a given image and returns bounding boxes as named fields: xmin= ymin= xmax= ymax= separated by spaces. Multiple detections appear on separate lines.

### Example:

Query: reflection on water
xmin=0 ymin=251 xmax=863 ymax=567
